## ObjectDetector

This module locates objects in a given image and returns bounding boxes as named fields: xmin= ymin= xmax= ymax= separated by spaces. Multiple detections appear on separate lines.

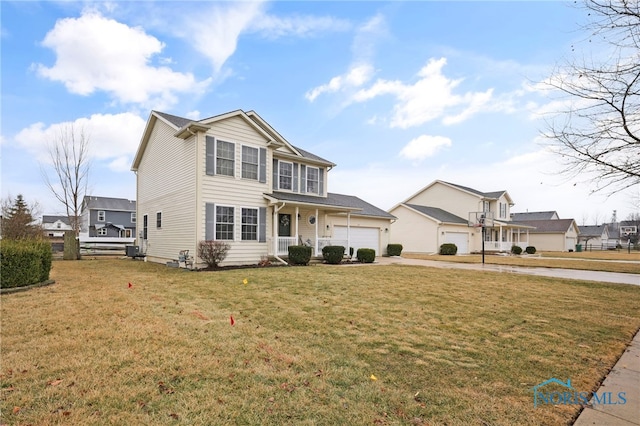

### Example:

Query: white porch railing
xmin=277 ymin=237 xmax=350 ymax=256
xmin=484 ymin=241 xmax=529 ymax=251
xmin=277 ymin=237 xmax=298 ymax=255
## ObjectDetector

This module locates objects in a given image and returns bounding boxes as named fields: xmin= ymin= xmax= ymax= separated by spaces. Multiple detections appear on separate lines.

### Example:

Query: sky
xmin=2 ymin=0 xmax=638 ymax=224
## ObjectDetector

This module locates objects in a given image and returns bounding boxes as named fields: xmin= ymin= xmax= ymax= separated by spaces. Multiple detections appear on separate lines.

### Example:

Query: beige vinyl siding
xmin=136 ymin=120 xmax=197 ymax=262
xmin=389 ymin=205 xmax=440 ymax=254
xmin=407 ymin=182 xmax=481 ymax=220
xmin=199 ymin=116 xmax=272 ymax=266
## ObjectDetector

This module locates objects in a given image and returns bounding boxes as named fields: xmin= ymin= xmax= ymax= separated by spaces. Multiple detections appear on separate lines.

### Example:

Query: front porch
xmin=482 ymin=222 xmax=533 ymax=252
xmin=265 ymin=192 xmax=362 ymax=258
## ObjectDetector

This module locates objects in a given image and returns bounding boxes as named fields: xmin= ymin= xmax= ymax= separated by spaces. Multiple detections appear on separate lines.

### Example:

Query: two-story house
xmin=388 ymin=180 xmax=533 ymax=254
xmin=80 ymin=196 xmax=137 ymax=239
xmin=131 ymin=109 xmax=395 ymax=266
xmin=42 ymin=215 xmax=74 ymax=237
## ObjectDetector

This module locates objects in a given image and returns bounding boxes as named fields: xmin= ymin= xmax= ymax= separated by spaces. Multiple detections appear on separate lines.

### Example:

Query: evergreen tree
xmin=1 ymin=195 xmax=42 ymax=240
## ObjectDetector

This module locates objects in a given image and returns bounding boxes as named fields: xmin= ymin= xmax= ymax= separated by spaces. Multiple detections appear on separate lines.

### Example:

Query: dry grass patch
xmin=1 ymin=259 xmax=639 ymax=425
xmin=405 ymin=252 xmax=640 ymax=274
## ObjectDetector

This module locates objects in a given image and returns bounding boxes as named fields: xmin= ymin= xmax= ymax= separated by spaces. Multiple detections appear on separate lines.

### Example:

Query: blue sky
xmin=2 ymin=1 xmax=637 ymax=223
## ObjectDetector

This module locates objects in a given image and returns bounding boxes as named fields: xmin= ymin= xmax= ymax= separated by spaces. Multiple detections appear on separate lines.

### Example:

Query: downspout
xmin=272 ymin=202 xmax=288 ymax=265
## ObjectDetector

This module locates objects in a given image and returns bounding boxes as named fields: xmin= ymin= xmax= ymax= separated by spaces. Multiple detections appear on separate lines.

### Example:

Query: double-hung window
xmin=241 ymin=208 xmax=258 ymax=241
xmin=156 ymin=212 xmax=162 ymax=228
xmin=242 ymin=146 xmax=259 ymax=180
xmin=131 ymin=212 xmax=136 ymax=223
xmin=216 ymin=206 xmax=234 ymax=240
xmin=306 ymin=167 xmax=319 ymax=194
xmin=97 ymin=210 xmax=105 ymax=222
xmin=279 ymin=162 xmax=293 ymax=190
xmin=216 ymin=140 xmax=235 ymax=176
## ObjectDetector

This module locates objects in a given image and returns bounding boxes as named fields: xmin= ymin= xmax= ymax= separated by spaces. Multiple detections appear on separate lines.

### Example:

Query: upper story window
xmin=279 ymin=162 xmax=293 ymax=190
xmin=242 ymin=146 xmax=259 ymax=180
xmin=97 ymin=210 xmax=105 ymax=222
xmin=499 ymin=202 xmax=507 ymax=218
xmin=216 ymin=140 xmax=235 ymax=177
xmin=306 ymin=167 xmax=319 ymax=194
xmin=482 ymin=201 xmax=490 ymax=212
xmin=56 ymin=222 xmax=62 ymax=229
xmin=131 ymin=212 xmax=136 ymax=223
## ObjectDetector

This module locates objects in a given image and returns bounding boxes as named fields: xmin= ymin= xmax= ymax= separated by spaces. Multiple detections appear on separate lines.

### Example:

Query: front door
xmin=278 ymin=214 xmax=291 ymax=237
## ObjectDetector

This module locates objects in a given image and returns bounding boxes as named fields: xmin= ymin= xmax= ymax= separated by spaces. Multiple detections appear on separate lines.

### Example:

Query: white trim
xmin=97 ymin=210 xmax=106 ymax=222
xmin=306 ymin=165 xmax=320 ymax=195
xmin=131 ymin=212 xmax=136 ymax=223
xmin=214 ymin=204 xmax=235 ymax=241
xmin=215 ymin=138 xmax=236 ymax=178
xmin=240 ymin=206 xmax=259 ymax=241
xmin=278 ymin=161 xmax=294 ymax=191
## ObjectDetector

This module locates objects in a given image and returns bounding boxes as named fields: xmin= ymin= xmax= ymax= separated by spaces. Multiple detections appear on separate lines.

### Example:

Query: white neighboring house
xmin=42 ymin=215 xmax=73 ymax=237
xmin=389 ymin=180 xmax=533 ymax=254
xmin=131 ymin=109 xmax=395 ymax=266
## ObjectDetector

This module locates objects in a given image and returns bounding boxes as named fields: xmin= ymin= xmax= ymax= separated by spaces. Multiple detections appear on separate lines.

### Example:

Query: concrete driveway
xmin=373 ymin=256 xmax=640 ymax=286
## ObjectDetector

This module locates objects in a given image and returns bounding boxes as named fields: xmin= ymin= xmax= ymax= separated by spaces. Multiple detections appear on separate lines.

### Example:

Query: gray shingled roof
xmin=267 ymin=192 xmax=395 ymax=219
xmin=512 ymin=219 xmax=576 ymax=233
xmin=153 ymin=110 xmax=333 ymax=165
xmin=405 ymin=204 xmax=468 ymax=224
xmin=441 ymin=181 xmax=506 ymax=200
xmin=578 ymin=225 xmax=607 ymax=237
xmin=511 ymin=211 xmax=558 ymax=221
xmin=83 ymin=196 xmax=136 ymax=211
xmin=42 ymin=215 xmax=71 ymax=225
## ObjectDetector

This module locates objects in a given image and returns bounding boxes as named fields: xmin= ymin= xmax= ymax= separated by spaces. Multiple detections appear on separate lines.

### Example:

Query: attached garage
xmin=443 ymin=232 xmax=469 ymax=254
xmin=334 ymin=226 xmax=380 ymax=255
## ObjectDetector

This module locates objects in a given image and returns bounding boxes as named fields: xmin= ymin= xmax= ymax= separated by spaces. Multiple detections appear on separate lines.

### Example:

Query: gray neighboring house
xmin=80 ymin=196 xmax=137 ymax=239
xmin=511 ymin=211 xmax=559 ymax=221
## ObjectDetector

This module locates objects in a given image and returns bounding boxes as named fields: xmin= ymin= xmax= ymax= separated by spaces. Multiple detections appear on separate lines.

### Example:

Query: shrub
xmin=288 ymin=245 xmax=312 ymax=265
xmin=525 ymin=246 xmax=536 ymax=254
xmin=387 ymin=244 xmax=403 ymax=256
xmin=511 ymin=245 xmax=523 ymax=255
xmin=439 ymin=243 xmax=457 ymax=255
xmin=0 ymin=239 xmax=52 ymax=289
xmin=322 ymin=245 xmax=345 ymax=264
xmin=357 ymin=248 xmax=376 ymax=263
xmin=197 ymin=240 xmax=231 ymax=268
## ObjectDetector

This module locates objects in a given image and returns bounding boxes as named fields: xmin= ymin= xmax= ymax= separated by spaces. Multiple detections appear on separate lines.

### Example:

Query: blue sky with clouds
xmin=1 ymin=1 xmax=637 ymax=223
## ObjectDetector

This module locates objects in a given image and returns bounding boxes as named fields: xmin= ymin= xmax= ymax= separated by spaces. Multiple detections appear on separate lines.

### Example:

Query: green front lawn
xmin=1 ymin=259 xmax=639 ymax=425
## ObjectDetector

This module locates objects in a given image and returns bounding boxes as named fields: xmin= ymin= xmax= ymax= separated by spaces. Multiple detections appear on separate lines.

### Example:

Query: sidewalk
xmin=373 ymin=256 xmax=640 ymax=286
xmin=573 ymin=330 xmax=640 ymax=425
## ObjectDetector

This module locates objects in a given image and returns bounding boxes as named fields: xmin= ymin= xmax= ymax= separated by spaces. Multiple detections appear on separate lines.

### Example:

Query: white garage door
xmin=334 ymin=226 xmax=380 ymax=255
xmin=444 ymin=232 xmax=469 ymax=254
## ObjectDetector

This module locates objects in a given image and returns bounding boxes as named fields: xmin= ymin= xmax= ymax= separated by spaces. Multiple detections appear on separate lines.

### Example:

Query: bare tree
xmin=542 ymin=0 xmax=640 ymax=194
xmin=41 ymin=124 xmax=91 ymax=237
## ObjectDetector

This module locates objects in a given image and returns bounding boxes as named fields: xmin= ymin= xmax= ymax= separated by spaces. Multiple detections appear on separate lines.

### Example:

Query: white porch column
xmin=295 ymin=206 xmax=299 ymax=242
xmin=273 ymin=207 xmax=278 ymax=255
xmin=347 ymin=212 xmax=351 ymax=255
xmin=314 ymin=208 xmax=319 ymax=256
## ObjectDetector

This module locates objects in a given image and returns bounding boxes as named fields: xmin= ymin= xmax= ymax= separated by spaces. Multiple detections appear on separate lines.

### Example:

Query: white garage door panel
xmin=444 ymin=232 xmax=469 ymax=254
xmin=334 ymin=226 xmax=380 ymax=255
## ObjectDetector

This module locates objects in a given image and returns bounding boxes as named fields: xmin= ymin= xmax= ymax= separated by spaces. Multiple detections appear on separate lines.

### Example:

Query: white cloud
xmin=306 ymin=64 xmax=374 ymax=101
xmin=250 ymin=14 xmax=351 ymax=39
xmin=399 ymin=135 xmax=452 ymax=161
xmin=14 ymin=112 xmax=146 ymax=171
xmin=35 ymin=12 xmax=208 ymax=110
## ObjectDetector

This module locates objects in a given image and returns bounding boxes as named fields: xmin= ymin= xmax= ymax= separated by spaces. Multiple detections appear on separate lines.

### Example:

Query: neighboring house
xmin=605 ymin=220 xmax=639 ymax=248
xmin=42 ymin=215 xmax=73 ymax=237
xmin=511 ymin=211 xmax=559 ymax=221
xmin=510 ymin=210 xmax=582 ymax=252
xmin=80 ymin=196 xmax=137 ymax=239
xmin=131 ymin=109 xmax=395 ymax=266
xmin=388 ymin=180 xmax=533 ymax=254
xmin=511 ymin=219 xmax=580 ymax=252
xmin=578 ymin=224 xmax=609 ymax=249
